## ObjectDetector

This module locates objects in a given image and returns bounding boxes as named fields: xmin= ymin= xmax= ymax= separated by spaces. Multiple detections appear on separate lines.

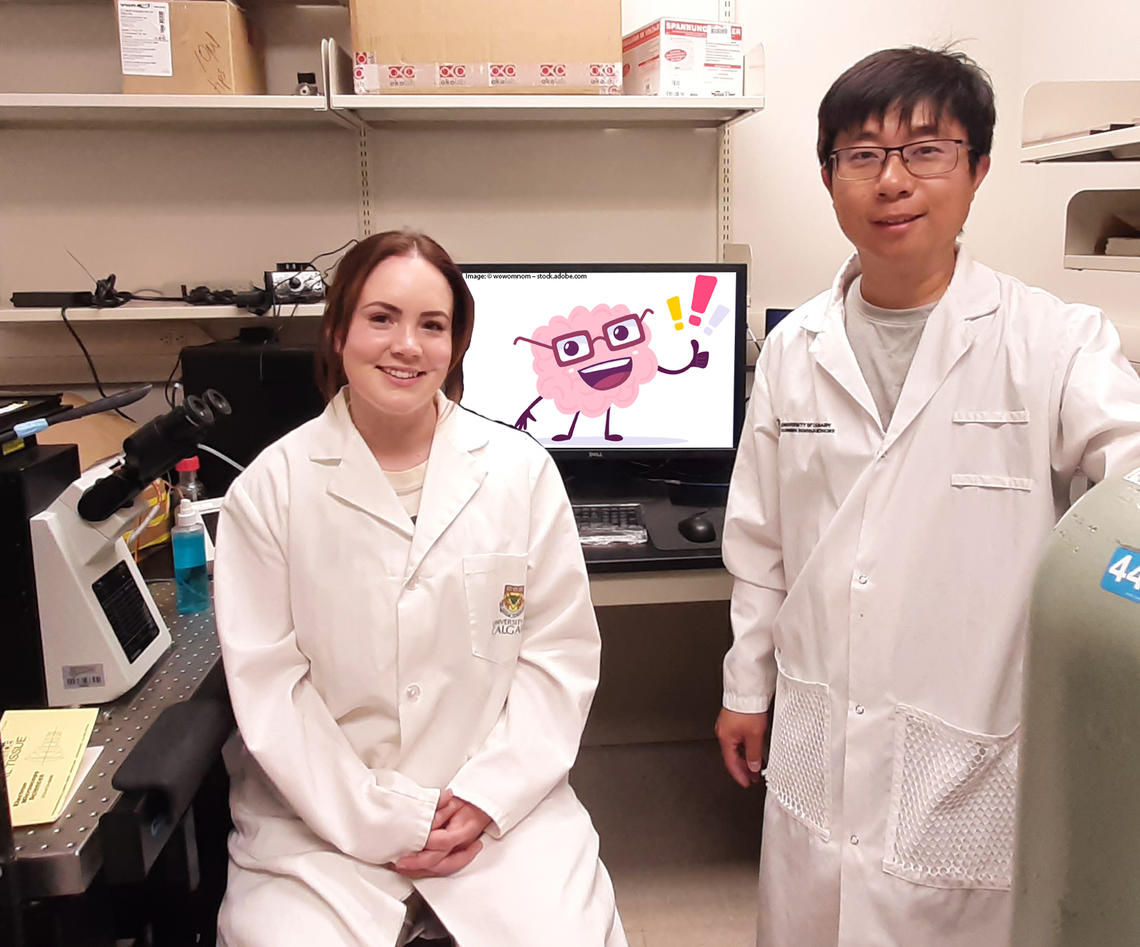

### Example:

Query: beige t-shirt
xmin=844 ymin=275 xmax=937 ymax=429
xmin=380 ymin=397 xmax=457 ymax=520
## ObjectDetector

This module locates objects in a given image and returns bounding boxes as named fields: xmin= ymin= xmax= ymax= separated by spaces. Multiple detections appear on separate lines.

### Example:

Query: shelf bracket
xmin=718 ymin=124 xmax=732 ymax=261
xmin=358 ymin=124 xmax=373 ymax=239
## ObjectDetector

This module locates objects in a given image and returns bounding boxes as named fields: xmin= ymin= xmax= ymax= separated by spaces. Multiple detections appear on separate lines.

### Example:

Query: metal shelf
xmin=332 ymin=93 xmax=765 ymax=129
xmin=0 ymin=303 xmax=324 ymax=324
xmin=0 ymin=93 xmax=338 ymax=130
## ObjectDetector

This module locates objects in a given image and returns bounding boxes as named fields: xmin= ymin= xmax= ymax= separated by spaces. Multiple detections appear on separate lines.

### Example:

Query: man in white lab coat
xmin=715 ymin=47 xmax=1140 ymax=945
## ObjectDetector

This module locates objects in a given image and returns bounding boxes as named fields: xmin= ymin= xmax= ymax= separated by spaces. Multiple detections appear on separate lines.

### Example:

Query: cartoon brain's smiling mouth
xmin=578 ymin=357 xmax=633 ymax=391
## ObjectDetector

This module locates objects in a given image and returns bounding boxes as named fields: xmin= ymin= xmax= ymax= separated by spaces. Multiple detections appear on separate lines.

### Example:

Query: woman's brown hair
xmin=315 ymin=230 xmax=475 ymax=402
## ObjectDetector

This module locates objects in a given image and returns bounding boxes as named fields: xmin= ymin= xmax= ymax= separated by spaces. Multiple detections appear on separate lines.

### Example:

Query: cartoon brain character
xmin=513 ymin=303 xmax=708 ymax=441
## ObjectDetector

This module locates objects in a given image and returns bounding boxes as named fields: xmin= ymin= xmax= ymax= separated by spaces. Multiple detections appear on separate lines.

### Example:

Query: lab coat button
xmin=856 ymin=574 xmax=868 ymax=585
xmin=854 ymin=704 xmax=865 ymax=715
xmin=405 ymin=684 xmax=422 ymax=701
xmin=850 ymin=834 xmax=860 ymax=845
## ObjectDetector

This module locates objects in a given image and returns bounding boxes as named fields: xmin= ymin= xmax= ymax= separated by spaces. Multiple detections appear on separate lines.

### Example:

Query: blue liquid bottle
xmin=172 ymin=507 xmax=210 ymax=614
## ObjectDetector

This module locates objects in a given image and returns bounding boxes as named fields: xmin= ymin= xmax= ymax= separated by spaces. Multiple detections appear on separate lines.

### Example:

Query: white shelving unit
xmin=1 ymin=11 xmax=762 ymax=385
xmin=1022 ymin=81 xmax=1140 ymax=276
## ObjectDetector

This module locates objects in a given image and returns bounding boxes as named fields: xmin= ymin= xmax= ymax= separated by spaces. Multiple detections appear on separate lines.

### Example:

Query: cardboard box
xmin=350 ymin=0 xmax=622 ymax=95
xmin=622 ymin=18 xmax=743 ymax=97
xmin=118 ymin=0 xmax=266 ymax=95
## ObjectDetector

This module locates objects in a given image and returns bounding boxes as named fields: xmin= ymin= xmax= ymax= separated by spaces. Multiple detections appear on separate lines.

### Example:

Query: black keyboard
xmin=572 ymin=503 xmax=648 ymax=546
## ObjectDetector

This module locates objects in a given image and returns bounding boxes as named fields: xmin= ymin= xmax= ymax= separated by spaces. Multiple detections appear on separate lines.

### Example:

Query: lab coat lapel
xmin=885 ymin=249 xmax=1001 ymax=445
xmin=803 ymin=254 xmax=881 ymax=427
xmin=318 ymin=392 xmax=414 ymax=537
xmin=404 ymin=402 xmax=488 ymax=581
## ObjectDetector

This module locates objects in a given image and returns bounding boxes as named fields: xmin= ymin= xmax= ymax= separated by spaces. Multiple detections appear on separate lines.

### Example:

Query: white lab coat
xmin=212 ymin=390 xmax=625 ymax=947
xmin=722 ymin=249 xmax=1140 ymax=946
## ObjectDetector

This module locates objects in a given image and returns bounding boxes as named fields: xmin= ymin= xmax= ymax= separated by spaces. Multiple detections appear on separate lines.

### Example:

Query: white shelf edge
xmin=0 ymin=91 xmax=764 ymax=129
xmin=0 ymin=92 xmax=338 ymax=128
xmin=0 ymin=304 xmax=325 ymax=324
xmin=1064 ymin=254 xmax=1140 ymax=273
xmin=1021 ymin=124 xmax=1140 ymax=163
xmin=0 ymin=92 xmax=325 ymax=109
xmin=331 ymin=93 xmax=765 ymax=126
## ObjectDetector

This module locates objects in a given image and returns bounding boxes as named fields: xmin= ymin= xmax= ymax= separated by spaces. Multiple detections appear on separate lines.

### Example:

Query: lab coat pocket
xmin=463 ymin=553 xmax=528 ymax=666
xmin=766 ymin=662 xmax=831 ymax=839
xmin=883 ymin=704 xmax=1019 ymax=890
xmin=951 ymin=409 xmax=1034 ymax=490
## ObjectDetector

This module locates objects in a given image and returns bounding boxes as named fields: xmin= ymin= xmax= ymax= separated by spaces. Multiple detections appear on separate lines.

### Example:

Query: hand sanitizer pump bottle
xmin=171 ymin=507 xmax=210 ymax=614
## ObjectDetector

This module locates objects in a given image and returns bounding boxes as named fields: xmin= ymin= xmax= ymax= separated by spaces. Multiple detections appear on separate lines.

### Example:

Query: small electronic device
xmin=295 ymin=72 xmax=319 ymax=95
xmin=264 ymin=264 xmax=325 ymax=305
xmin=677 ymin=511 xmax=717 ymax=543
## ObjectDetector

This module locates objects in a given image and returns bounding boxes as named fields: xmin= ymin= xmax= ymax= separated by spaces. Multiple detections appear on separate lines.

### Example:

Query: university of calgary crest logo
xmin=499 ymin=585 xmax=525 ymax=618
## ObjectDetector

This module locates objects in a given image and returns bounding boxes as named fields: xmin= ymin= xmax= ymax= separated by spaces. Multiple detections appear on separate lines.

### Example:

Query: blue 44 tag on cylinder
xmin=1100 ymin=547 xmax=1140 ymax=604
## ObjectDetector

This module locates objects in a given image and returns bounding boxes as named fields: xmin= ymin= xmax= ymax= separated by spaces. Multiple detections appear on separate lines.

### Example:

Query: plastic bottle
xmin=174 ymin=456 xmax=206 ymax=505
xmin=171 ymin=507 xmax=210 ymax=614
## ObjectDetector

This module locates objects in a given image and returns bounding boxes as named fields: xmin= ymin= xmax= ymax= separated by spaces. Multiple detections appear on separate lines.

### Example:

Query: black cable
xmin=59 ymin=307 xmax=136 ymax=421
xmin=164 ymin=352 xmax=183 ymax=408
xmin=306 ymin=238 xmax=357 ymax=270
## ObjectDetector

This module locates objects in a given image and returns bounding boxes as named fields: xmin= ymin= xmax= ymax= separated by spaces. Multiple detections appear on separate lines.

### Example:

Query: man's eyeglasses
xmin=828 ymin=138 xmax=973 ymax=181
xmin=514 ymin=308 xmax=652 ymax=367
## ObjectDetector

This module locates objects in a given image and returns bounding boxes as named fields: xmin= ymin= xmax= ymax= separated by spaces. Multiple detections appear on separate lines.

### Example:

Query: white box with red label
xmin=622 ymin=18 xmax=743 ymax=97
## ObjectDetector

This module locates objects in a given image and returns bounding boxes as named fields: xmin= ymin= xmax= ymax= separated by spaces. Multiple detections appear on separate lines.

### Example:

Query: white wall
xmin=726 ymin=0 xmax=1140 ymax=332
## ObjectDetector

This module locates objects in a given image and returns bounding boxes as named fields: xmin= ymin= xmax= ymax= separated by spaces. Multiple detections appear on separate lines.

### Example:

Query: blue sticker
xmin=1101 ymin=547 xmax=1140 ymax=604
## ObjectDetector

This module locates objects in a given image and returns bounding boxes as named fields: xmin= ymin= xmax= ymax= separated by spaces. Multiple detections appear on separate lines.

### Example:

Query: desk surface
xmin=10 ymin=583 xmax=220 ymax=899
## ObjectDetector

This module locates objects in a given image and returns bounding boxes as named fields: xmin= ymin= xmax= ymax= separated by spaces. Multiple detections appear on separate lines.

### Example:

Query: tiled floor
xmin=570 ymin=740 xmax=764 ymax=947
xmin=615 ymin=860 xmax=759 ymax=946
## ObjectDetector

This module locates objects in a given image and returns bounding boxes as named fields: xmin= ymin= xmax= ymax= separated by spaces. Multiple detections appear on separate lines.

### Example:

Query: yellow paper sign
xmin=2 ymin=708 xmax=98 ymax=826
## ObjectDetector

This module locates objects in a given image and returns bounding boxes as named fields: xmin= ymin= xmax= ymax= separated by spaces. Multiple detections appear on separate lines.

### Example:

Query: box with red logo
xmin=622 ymin=18 xmax=743 ymax=97
xmin=349 ymin=0 xmax=621 ymax=95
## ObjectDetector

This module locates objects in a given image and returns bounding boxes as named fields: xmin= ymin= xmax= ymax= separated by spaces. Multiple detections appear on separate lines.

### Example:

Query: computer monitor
xmin=460 ymin=263 xmax=747 ymax=463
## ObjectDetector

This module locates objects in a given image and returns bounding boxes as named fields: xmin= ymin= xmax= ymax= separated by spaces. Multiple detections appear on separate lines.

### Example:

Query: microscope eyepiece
xmin=78 ymin=388 xmax=231 ymax=522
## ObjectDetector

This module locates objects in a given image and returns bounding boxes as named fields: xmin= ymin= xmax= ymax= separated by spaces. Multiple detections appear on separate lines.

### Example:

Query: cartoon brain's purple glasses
xmin=513 ymin=308 xmax=653 ymax=367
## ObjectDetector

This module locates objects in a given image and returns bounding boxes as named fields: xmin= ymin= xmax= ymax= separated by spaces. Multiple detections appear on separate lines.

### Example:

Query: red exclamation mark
xmin=689 ymin=275 xmax=717 ymax=326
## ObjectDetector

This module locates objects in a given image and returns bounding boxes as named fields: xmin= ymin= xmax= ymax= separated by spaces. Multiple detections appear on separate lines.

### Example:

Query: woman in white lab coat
xmin=212 ymin=230 xmax=625 ymax=947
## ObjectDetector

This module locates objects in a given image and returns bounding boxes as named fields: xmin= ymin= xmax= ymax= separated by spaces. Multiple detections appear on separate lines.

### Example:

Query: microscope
xmin=1 ymin=390 xmax=230 ymax=709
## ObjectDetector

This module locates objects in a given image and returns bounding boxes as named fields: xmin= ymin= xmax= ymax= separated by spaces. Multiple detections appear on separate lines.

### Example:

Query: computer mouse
xmin=678 ymin=512 xmax=717 ymax=544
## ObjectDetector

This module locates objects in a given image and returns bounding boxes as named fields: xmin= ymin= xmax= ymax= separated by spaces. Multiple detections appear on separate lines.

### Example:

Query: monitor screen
xmin=460 ymin=263 xmax=746 ymax=457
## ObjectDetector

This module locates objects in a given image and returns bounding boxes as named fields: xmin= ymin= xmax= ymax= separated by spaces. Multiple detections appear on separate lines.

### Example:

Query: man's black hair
xmin=817 ymin=46 xmax=996 ymax=173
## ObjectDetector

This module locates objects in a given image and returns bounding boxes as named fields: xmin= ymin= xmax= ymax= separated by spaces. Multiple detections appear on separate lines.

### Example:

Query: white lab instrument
xmin=24 ymin=389 xmax=230 ymax=707
xmin=1012 ymin=467 xmax=1140 ymax=945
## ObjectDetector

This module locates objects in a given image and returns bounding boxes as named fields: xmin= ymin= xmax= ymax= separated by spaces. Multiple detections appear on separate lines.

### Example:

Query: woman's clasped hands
xmin=389 ymin=789 xmax=492 ymax=879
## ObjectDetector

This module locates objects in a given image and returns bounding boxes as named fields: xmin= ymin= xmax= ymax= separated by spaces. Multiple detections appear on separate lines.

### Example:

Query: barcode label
xmin=63 ymin=665 xmax=106 ymax=690
xmin=118 ymin=1 xmax=173 ymax=77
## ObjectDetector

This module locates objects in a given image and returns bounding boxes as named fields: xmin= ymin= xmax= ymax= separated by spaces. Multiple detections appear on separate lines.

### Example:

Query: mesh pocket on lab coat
xmin=766 ymin=666 xmax=830 ymax=838
xmin=883 ymin=704 xmax=1019 ymax=890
